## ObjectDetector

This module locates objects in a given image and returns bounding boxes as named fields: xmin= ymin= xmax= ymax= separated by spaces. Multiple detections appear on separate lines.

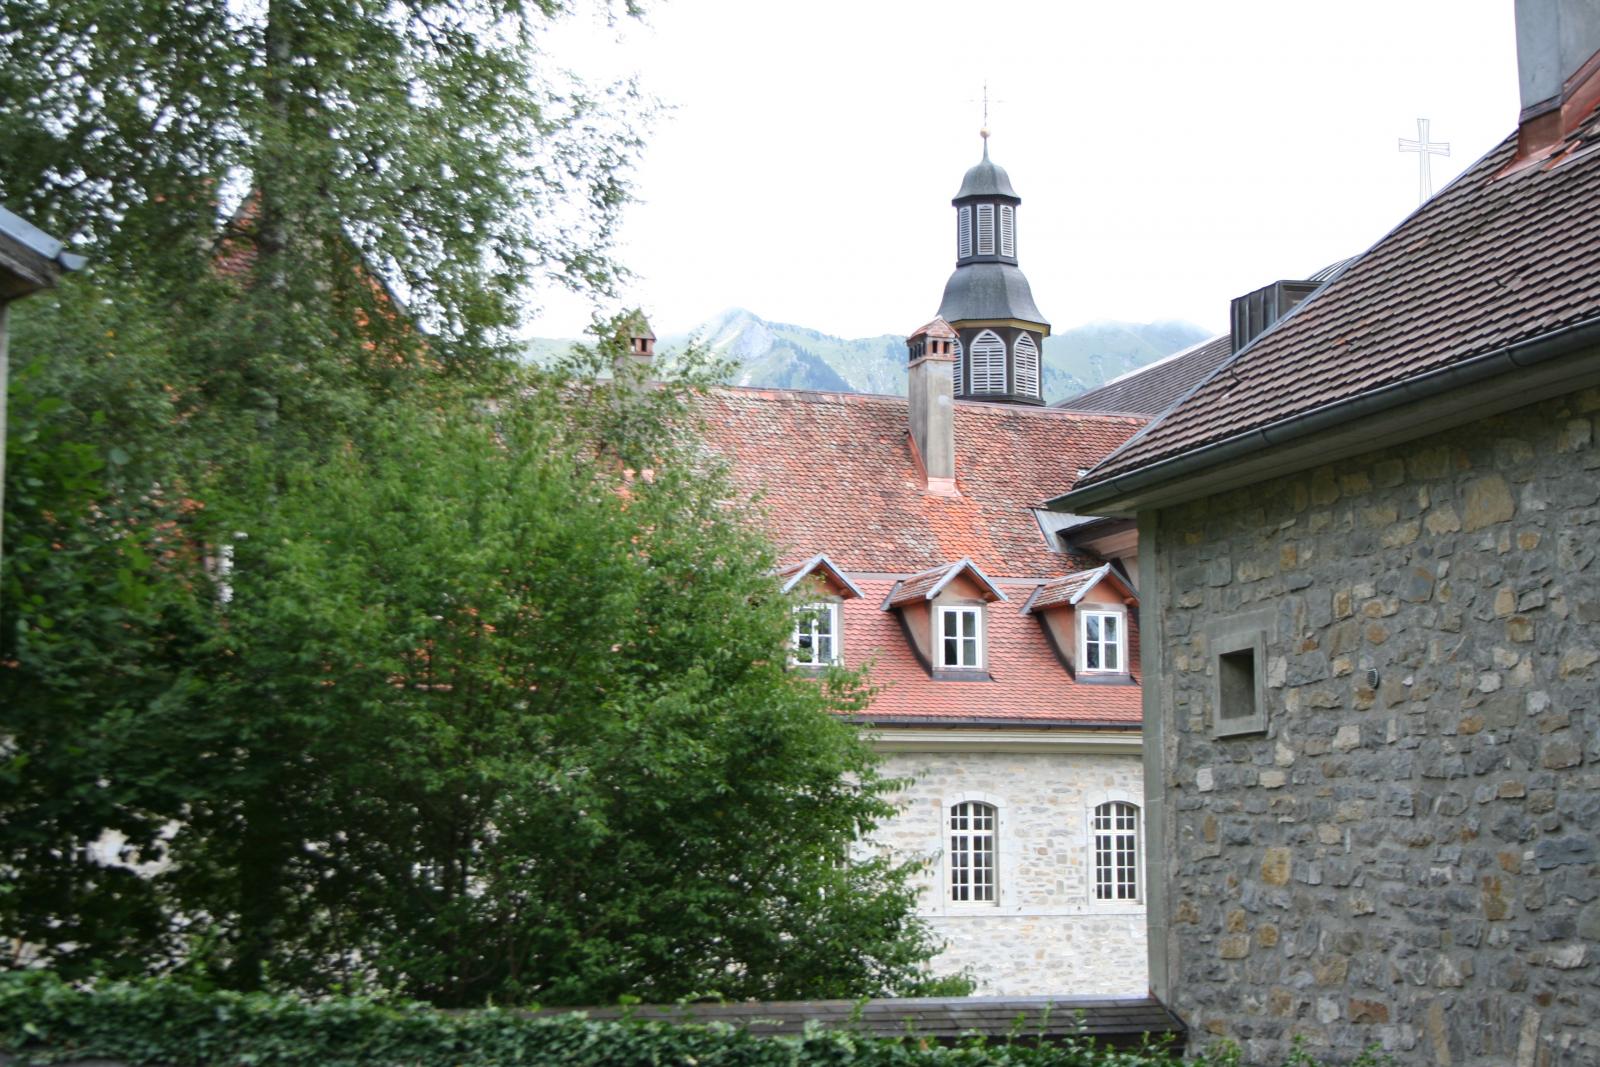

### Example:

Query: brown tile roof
xmin=1019 ymin=564 xmax=1136 ymax=615
xmin=696 ymin=387 xmax=1145 ymax=576
xmin=883 ymin=559 xmax=1004 ymax=608
xmin=550 ymin=994 xmax=1185 ymax=1047
xmin=1053 ymin=335 xmax=1231 ymax=416
xmin=1081 ymin=105 xmax=1600 ymax=487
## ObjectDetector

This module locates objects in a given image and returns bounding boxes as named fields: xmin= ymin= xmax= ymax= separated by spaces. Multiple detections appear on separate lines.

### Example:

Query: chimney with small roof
xmin=906 ymin=316 xmax=959 ymax=497
xmin=614 ymin=309 xmax=655 ymax=379
xmin=1514 ymin=0 xmax=1600 ymax=161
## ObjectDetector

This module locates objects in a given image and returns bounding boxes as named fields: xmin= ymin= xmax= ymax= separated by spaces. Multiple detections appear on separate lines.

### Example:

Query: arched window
xmin=949 ymin=801 xmax=997 ymax=902
xmin=999 ymin=204 xmax=1015 ymax=257
xmin=1093 ymin=801 xmax=1140 ymax=901
xmin=952 ymin=336 xmax=965 ymax=393
xmin=1013 ymin=333 xmax=1039 ymax=397
xmin=957 ymin=206 xmax=972 ymax=259
xmin=976 ymin=204 xmax=995 ymax=255
xmin=969 ymin=330 xmax=1006 ymax=393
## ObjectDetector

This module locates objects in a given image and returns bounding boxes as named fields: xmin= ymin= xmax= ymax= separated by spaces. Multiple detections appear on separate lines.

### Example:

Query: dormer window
xmin=883 ymin=559 xmax=1006 ymax=680
xmin=1019 ymin=564 xmax=1138 ymax=681
xmin=776 ymin=553 xmax=862 ymax=669
xmin=1081 ymin=609 xmax=1122 ymax=673
xmin=939 ymin=606 xmax=981 ymax=669
xmin=792 ymin=602 xmax=840 ymax=666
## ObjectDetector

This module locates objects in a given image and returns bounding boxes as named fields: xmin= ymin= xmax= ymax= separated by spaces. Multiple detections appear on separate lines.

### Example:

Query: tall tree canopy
xmin=1 ymin=0 xmax=955 ymax=1005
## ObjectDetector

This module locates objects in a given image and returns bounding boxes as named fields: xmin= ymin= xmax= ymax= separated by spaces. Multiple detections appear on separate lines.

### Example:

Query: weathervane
xmin=1398 ymin=118 xmax=1450 ymax=204
xmin=970 ymin=82 xmax=1005 ymax=143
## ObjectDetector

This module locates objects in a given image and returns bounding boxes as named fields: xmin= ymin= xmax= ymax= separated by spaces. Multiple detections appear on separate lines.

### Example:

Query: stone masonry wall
xmin=872 ymin=748 xmax=1147 ymax=996
xmin=1151 ymin=387 xmax=1600 ymax=1065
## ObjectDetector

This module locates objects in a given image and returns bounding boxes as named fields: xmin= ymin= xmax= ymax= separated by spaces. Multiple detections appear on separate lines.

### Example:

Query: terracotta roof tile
xmin=843 ymin=579 xmax=1140 ymax=725
xmin=1019 ymin=565 xmax=1133 ymax=615
xmin=884 ymin=559 xmax=1003 ymax=608
xmin=1082 ymin=106 xmax=1600 ymax=485
xmin=696 ymin=388 xmax=1145 ymax=576
xmin=693 ymin=387 xmax=1144 ymax=727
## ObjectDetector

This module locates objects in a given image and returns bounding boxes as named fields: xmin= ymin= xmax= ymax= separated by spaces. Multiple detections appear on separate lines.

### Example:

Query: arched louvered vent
xmin=970 ymin=330 xmax=1006 ymax=393
xmin=1013 ymin=333 xmax=1039 ymax=397
xmin=1000 ymin=205 xmax=1015 ymax=257
xmin=957 ymin=206 xmax=972 ymax=259
xmin=976 ymin=204 xmax=995 ymax=255
xmin=953 ymin=336 xmax=965 ymax=393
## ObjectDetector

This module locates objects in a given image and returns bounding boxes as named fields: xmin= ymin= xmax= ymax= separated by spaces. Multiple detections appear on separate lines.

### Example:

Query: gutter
xmin=844 ymin=716 xmax=1140 ymax=731
xmin=1049 ymin=312 xmax=1600 ymax=515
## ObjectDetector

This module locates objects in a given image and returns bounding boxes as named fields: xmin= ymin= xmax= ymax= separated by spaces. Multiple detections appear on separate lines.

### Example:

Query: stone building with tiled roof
xmin=668 ymin=144 xmax=1158 ymax=995
xmin=1050 ymin=0 xmax=1600 ymax=1060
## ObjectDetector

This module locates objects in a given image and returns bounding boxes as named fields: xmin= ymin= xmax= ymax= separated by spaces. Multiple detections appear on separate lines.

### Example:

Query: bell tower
xmin=936 ymin=134 xmax=1050 ymax=405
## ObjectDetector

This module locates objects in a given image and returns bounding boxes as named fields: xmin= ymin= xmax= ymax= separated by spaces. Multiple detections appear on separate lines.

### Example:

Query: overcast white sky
xmin=527 ymin=0 xmax=1521 ymax=340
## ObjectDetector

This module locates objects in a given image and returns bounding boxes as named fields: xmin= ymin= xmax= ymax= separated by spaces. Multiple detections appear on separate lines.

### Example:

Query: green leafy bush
xmin=0 ymin=971 xmax=1213 ymax=1067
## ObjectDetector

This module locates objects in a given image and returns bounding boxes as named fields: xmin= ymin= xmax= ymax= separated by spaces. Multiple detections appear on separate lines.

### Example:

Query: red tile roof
xmin=696 ymin=388 xmax=1145 ymax=576
xmin=693 ymin=386 xmax=1145 ymax=727
xmin=1082 ymin=104 xmax=1600 ymax=486
xmin=843 ymin=579 xmax=1140 ymax=725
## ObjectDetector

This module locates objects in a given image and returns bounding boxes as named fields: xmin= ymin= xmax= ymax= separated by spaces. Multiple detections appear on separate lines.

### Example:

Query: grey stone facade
xmin=1144 ymin=386 xmax=1600 ymax=1065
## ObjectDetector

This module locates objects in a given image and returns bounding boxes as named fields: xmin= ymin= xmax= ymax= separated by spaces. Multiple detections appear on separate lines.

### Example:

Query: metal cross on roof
xmin=1398 ymin=117 xmax=1450 ymax=205
xmin=969 ymin=82 xmax=1005 ymax=141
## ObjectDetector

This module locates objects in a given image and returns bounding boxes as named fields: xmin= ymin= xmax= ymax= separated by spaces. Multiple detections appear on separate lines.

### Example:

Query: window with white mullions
xmin=949 ymin=801 xmax=997 ymax=902
xmin=1082 ymin=609 xmax=1121 ymax=672
xmin=939 ymin=606 xmax=980 ymax=669
xmin=791 ymin=602 xmax=840 ymax=666
xmin=1093 ymin=801 xmax=1139 ymax=901
xmin=976 ymin=204 xmax=995 ymax=254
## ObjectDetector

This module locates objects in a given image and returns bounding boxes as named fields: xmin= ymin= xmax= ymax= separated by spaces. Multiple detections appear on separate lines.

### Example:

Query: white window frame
xmin=1080 ymin=608 xmax=1124 ymax=674
xmin=937 ymin=605 xmax=981 ymax=670
xmin=790 ymin=601 xmax=841 ymax=666
xmin=976 ymin=203 xmax=995 ymax=255
xmin=1092 ymin=800 xmax=1141 ymax=903
xmin=1013 ymin=332 xmax=1039 ymax=398
xmin=999 ymin=204 xmax=1015 ymax=257
xmin=948 ymin=800 xmax=998 ymax=904
xmin=957 ymin=205 xmax=972 ymax=259
xmin=969 ymin=329 xmax=1007 ymax=394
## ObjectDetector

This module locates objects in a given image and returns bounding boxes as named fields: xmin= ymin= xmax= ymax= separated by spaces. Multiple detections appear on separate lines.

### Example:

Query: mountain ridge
xmin=524 ymin=309 xmax=1211 ymax=404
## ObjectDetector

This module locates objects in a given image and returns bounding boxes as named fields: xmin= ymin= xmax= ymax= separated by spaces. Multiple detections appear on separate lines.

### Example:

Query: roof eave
xmin=1050 ymin=313 xmax=1600 ymax=516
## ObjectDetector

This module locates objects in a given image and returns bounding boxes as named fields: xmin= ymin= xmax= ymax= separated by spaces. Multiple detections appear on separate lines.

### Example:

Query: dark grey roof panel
xmin=954 ymin=149 xmax=1018 ymax=201
xmin=938 ymin=263 xmax=1048 ymax=326
xmin=1053 ymin=335 xmax=1231 ymax=415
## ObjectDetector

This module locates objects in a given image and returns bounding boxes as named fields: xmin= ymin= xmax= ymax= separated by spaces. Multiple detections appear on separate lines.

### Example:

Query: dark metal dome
xmin=937 ymin=263 xmax=1047 ymax=325
xmin=954 ymin=145 xmax=1018 ymax=202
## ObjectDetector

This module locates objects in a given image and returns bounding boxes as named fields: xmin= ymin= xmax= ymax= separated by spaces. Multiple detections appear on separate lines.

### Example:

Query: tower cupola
xmin=937 ymin=136 xmax=1051 ymax=406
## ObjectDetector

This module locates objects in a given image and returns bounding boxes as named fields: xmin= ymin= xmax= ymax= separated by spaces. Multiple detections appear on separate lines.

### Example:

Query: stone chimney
xmin=1514 ymin=0 xmax=1600 ymax=160
xmin=906 ymin=317 xmax=959 ymax=497
xmin=613 ymin=310 xmax=655 ymax=380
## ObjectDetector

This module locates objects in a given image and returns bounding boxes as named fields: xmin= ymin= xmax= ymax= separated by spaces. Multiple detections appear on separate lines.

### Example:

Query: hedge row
xmin=0 ymin=972 xmax=1215 ymax=1067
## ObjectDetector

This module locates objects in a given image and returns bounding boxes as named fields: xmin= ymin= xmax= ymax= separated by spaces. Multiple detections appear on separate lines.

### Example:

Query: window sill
xmin=931 ymin=669 xmax=993 ymax=682
xmin=1075 ymin=671 xmax=1134 ymax=685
